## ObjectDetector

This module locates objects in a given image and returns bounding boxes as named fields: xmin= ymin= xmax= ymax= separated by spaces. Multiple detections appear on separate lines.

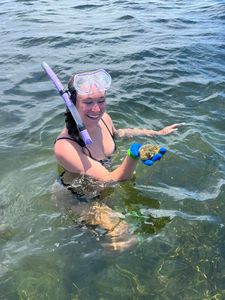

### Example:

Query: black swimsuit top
xmin=55 ymin=118 xmax=116 ymax=166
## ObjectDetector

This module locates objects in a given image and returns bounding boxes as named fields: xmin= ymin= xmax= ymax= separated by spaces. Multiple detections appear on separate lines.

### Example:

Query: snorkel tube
xmin=42 ymin=62 xmax=92 ymax=145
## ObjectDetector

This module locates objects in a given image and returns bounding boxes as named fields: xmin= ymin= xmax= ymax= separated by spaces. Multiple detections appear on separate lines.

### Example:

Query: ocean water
xmin=0 ymin=0 xmax=225 ymax=299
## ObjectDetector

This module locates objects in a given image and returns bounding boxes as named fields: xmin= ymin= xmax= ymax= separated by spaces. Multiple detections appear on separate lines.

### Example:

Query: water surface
xmin=1 ymin=0 xmax=225 ymax=299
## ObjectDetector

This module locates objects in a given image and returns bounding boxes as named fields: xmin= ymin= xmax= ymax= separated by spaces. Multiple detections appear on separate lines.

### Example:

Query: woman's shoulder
xmin=54 ymin=128 xmax=81 ymax=153
xmin=102 ymin=112 xmax=114 ymax=127
xmin=102 ymin=112 xmax=112 ymax=121
xmin=54 ymin=133 xmax=85 ymax=174
xmin=101 ymin=112 xmax=117 ymax=135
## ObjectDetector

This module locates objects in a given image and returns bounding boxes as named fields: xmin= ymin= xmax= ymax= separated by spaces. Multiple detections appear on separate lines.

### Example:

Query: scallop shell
xmin=139 ymin=144 xmax=160 ymax=160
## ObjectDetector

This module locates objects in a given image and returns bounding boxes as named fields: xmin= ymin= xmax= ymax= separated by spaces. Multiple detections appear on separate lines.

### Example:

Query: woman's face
xmin=76 ymin=88 xmax=106 ymax=127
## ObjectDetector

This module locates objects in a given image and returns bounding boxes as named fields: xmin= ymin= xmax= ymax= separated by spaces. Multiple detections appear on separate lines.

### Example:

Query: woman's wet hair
xmin=65 ymin=75 xmax=85 ymax=147
xmin=68 ymin=75 xmax=77 ymax=105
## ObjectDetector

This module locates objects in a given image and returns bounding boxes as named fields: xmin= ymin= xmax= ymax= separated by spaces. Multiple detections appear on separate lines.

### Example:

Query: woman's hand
xmin=157 ymin=123 xmax=184 ymax=135
xmin=128 ymin=143 xmax=167 ymax=166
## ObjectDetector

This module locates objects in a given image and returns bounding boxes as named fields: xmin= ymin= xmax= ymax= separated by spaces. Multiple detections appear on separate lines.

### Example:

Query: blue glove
xmin=143 ymin=147 xmax=167 ymax=166
xmin=128 ymin=143 xmax=167 ymax=166
xmin=128 ymin=143 xmax=142 ymax=159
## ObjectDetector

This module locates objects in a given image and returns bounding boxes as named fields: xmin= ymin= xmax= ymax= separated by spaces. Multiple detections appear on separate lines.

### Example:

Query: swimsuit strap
xmin=55 ymin=117 xmax=115 ymax=162
xmin=101 ymin=117 xmax=114 ymax=138
xmin=101 ymin=117 xmax=116 ymax=150
xmin=55 ymin=137 xmax=93 ymax=158
xmin=55 ymin=136 xmax=102 ymax=162
xmin=55 ymin=136 xmax=77 ymax=143
xmin=82 ymin=145 xmax=111 ymax=165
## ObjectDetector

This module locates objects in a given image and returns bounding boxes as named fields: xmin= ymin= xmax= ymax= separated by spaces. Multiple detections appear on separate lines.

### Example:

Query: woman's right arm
xmin=54 ymin=140 xmax=139 ymax=183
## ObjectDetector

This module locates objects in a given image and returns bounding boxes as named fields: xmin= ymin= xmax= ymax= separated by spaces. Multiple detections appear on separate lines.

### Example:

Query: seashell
xmin=139 ymin=144 xmax=160 ymax=160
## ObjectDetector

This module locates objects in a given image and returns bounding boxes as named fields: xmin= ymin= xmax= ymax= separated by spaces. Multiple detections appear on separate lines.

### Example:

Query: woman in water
xmin=54 ymin=69 xmax=181 ymax=183
xmin=53 ymin=69 xmax=182 ymax=251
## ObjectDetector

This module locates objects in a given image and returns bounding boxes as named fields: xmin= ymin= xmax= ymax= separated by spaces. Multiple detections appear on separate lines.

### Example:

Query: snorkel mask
xmin=72 ymin=69 xmax=112 ymax=96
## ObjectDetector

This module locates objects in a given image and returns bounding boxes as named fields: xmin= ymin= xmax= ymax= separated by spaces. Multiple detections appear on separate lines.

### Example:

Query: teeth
xmin=88 ymin=115 xmax=99 ymax=119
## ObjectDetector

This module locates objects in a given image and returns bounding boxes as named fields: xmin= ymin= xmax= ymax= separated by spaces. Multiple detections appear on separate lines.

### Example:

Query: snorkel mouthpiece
xmin=42 ymin=62 xmax=92 ymax=145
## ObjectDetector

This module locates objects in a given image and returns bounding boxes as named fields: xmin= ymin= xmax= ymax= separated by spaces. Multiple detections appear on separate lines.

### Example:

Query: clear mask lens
xmin=73 ymin=69 xmax=111 ymax=95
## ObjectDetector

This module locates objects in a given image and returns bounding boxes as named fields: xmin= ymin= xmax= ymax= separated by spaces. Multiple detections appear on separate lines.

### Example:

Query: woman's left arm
xmin=114 ymin=123 xmax=184 ymax=138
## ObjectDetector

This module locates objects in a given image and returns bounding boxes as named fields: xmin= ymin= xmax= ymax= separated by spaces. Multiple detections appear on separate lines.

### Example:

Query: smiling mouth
xmin=87 ymin=114 xmax=100 ymax=119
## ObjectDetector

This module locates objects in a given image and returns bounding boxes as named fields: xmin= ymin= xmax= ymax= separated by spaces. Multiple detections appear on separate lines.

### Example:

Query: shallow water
xmin=1 ymin=0 xmax=225 ymax=299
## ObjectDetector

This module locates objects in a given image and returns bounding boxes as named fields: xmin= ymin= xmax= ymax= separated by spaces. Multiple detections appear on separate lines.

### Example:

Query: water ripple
xmin=1 ymin=0 xmax=225 ymax=296
xmin=72 ymin=4 xmax=103 ymax=10
xmin=137 ymin=177 xmax=225 ymax=203
xmin=140 ymin=208 xmax=217 ymax=223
